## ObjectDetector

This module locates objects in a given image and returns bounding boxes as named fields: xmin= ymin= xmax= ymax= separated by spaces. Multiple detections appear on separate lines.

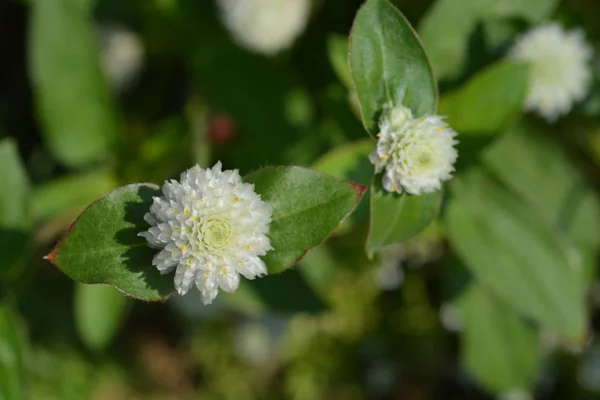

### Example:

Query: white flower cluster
xmin=369 ymin=106 xmax=458 ymax=195
xmin=509 ymin=23 xmax=593 ymax=122
xmin=216 ymin=0 xmax=311 ymax=55
xmin=139 ymin=162 xmax=273 ymax=305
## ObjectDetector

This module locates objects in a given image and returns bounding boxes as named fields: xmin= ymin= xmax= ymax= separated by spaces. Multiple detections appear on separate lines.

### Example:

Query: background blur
xmin=2 ymin=0 xmax=600 ymax=399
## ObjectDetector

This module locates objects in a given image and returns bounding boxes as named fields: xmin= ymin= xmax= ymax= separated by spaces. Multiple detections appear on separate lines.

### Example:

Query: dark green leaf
xmin=0 ymin=139 xmax=30 ymax=274
xmin=29 ymin=0 xmax=118 ymax=167
xmin=367 ymin=177 xmax=442 ymax=255
xmin=446 ymin=169 xmax=587 ymax=340
xmin=74 ymin=283 xmax=129 ymax=351
xmin=46 ymin=184 xmax=174 ymax=301
xmin=349 ymin=0 xmax=437 ymax=136
xmin=439 ymin=61 xmax=529 ymax=135
xmin=0 ymin=305 xmax=26 ymax=400
xmin=244 ymin=167 xmax=366 ymax=273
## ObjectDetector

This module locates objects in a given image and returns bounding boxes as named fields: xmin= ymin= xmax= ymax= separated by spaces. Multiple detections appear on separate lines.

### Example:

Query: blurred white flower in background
xmin=375 ymin=243 xmax=406 ymax=291
xmin=139 ymin=162 xmax=273 ymax=305
xmin=370 ymin=106 xmax=458 ymax=195
xmin=216 ymin=0 xmax=311 ymax=55
xmin=508 ymin=23 xmax=593 ymax=122
xmin=234 ymin=316 xmax=288 ymax=364
xmin=98 ymin=24 xmax=144 ymax=93
xmin=439 ymin=302 xmax=463 ymax=332
xmin=497 ymin=390 xmax=532 ymax=400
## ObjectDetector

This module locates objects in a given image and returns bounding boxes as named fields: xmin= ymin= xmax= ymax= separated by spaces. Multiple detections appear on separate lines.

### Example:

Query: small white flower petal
xmin=508 ymin=23 xmax=593 ymax=121
xmin=218 ymin=267 xmax=240 ymax=293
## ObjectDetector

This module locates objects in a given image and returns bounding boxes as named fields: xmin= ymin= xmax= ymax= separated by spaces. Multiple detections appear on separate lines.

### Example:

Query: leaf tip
xmin=43 ymin=247 xmax=58 ymax=265
xmin=353 ymin=183 xmax=368 ymax=200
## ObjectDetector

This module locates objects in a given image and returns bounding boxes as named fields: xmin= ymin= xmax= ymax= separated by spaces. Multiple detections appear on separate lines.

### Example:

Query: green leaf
xmin=244 ymin=167 xmax=366 ymax=273
xmin=0 ymin=139 xmax=30 ymax=274
xmin=349 ymin=0 xmax=437 ymax=136
xmin=312 ymin=139 xmax=374 ymax=235
xmin=445 ymin=169 xmax=587 ymax=340
xmin=483 ymin=126 xmax=600 ymax=248
xmin=46 ymin=184 xmax=174 ymax=302
xmin=0 ymin=305 xmax=26 ymax=400
xmin=74 ymin=283 xmax=129 ymax=351
xmin=31 ymin=170 xmax=118 ymax=222
xmin=419 ymin=0 xmax=558 ymax=79
xmin=367 ymin=177 xmax=442 ymax=255
xmin=29 ymin=0 xmax=118 ymax=168
xmin=327 ymin=34 xmax=353 ymax=90
xmin=458 ymin=279 xmax=540 ymax=394
xmin=439 ymin=61 xmax=529 ymax=135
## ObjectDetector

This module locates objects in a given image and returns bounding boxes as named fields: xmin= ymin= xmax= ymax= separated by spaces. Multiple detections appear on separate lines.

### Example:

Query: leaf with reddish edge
xmin=244 ymin=166 xmax=367 ymax=273
xmin=46 ymin=167 xmax=366 ymax=301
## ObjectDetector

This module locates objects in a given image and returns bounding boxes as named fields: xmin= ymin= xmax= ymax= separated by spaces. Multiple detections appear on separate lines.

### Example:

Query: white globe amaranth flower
xmin=508 ymin=23 xmax=593 ymax=121
xmin=216 ymin=0 xmax=311 ymax=55
xmin=369 ymin=106 xmax=458 ymax=195
xmin=139 ymin=162 xmax=273 ymax=305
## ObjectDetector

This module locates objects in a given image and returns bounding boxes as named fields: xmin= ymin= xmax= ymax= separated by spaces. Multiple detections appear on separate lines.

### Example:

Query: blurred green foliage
xmin=1 ymin=0 xmax=600 ymax=398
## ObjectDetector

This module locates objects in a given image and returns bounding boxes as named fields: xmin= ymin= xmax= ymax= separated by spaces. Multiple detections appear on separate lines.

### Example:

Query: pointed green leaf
xmin=446 ymin=169 xmax=586 ymax=340
xmin=49 ymin=167 xmax=365 ymax=298
xmin=75 ymin=283 xmax=129 ymax=351
xmin=439 ymin=61 xmax=529 ymax=135
xmin=46 ymin=184 xmax=174 ymax=301
xmin=244 ymin=167 xmax=366 ymax=273
xmin=367 ymin=177 xmax=442 ymax=255
xmin=0 ymin=139 xmax=30 ymax=274
xmin=29 ymin=0 xmax=118 ymax=167
xmin=349 ymin=0 xmax=437 ymax=137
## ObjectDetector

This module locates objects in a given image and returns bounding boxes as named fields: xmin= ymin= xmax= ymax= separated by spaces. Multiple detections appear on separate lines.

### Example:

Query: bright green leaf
xmin=446 ymin=169 xmax=587 ymax=340
xmin=327 ymin=34 xmax=353 ymax=90
xmin=244 ymin=167 xmax=366 ymax=273
xmin=0 ymin=305 xmax=26 ymax=400
xmin=349 ymin=0 xmax=437 ymax=136
xmin=0 ymin=139 xmax=30 ymax=274
xmin=29 ymin=0 xmax=118 ymax=168
xmin=367 ymin=177 xmax=442 ymax=255
xmin=31 ymin=170 xmax=118 ymax=222
xmin=74 ymin=283 xmax=129 ymax=351
xmin=439 ymin=61 xmax=529 ymax=135
xmin=458 ymin=279 xmax=540 ymax=394
xmin=46 ymin=184 xmax=174 ymax=302
xmin=483 ymin=126 xmax=600 ymax=248
xmin=312 ymin=139 xmax=373 ymax=235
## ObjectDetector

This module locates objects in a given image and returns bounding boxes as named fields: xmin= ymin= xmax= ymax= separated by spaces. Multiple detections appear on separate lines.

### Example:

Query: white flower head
xmin=139 ymin=162 xmax=273 ymax=305
xmin=508 ymin=22 xmax=593 ymax=121
xmin=98 ymin=24 xmax=144 ymax=93
xmin=369 ymin=106 xmax=458 ymax=195
xmin=216 ymin=0 xmax=311 ymax=55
